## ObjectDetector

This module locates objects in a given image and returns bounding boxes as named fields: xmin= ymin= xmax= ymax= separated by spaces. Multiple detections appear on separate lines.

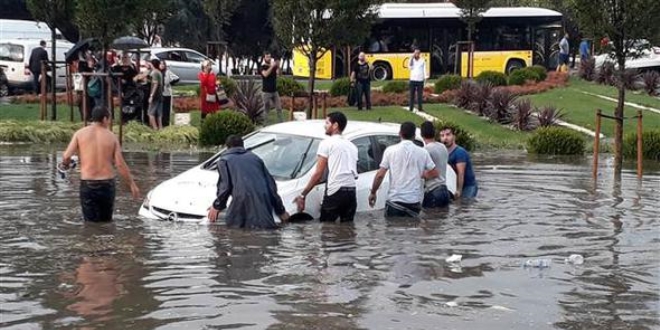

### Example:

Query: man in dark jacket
xmin=207 ymin=135 xmax=290 ymax=229
xmin=29 ymin=40 xmax=49 ymax=94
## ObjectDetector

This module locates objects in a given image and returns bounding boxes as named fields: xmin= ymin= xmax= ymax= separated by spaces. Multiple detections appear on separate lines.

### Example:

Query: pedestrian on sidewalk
xmin=408 ymin=48 xmax=427 ymax=112
xmin=351 ymin=52 xmax=371 ymax=111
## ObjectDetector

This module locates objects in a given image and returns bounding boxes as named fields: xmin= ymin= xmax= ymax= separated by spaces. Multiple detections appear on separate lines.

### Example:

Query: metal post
xmin=82 ymin=75 xmax=88 ymax=125
xmin=66 ymin=63 xmax=74 ymax=122
xmin=40 ymin=61 xmax=47 ymax=120
xmin=593 ymin=109 xmax=602 ymax=180
xmin=312 ymin=93 xmax=318 ymax=119
xmin=322 ymin=93 xmax=327 ymax=118
xmin=637 ymin=110 xmax=643 ymax=179
xmin=118 ymin=77 xmax=123 ymax=145
xmin=106 ymin=76 xmax=113 ymax=130
xmin=289 ymin=94 xmax=295 ymax=121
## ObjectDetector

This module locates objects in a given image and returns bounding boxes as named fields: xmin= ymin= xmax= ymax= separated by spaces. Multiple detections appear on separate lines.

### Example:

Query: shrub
xmin=579 ymin=58 xmax=596 ymax=81
xmin=616 ymin=68 xmax=640 ymax=91
xmin=528 ymin=65 xmax=548 ymax=82
xmin=0 ymin=121 xmax=77 ymax=143
xmin=218 ymin=76 xmax=237 ymax=98
xmin=512 ymin=99 xmax=536 ymax=131
xmin=536 ymin=105 xmax=565 ymax=127
xmin=468 ymin=82 xmax=493 ymax=116
xmin=527 ymin=127 xmax=585 ymax=155
xmin=623 ymin=130 xmax=660 ymax=161
xmin=453 ymin=80 xmax=478 ymax=109
xmin=199 ymin=111 xmax=255 ymax=147
xmin=596 ymin=62 xmax=615 ymax=85
xmin=476 ymin=70 xmax=507 ymax=86
xmin=642 ymin=71 xmax=660 ymax=96
xmin=232 ymin=79 xmax=265 ymax=124
xmin=277 ymin=76 xmax=305 ymax=96
xmin=382 ymin=80 xmax=408 ymax=93
xmin=487 ymin=88 xmax=517 ymax=124
xmin=434 ymin=74 xmax=462 ymax=93
xmin=433 ymin=120 xmax=476 ymax=152
xmin=508 ymin=68 xmax=541 ymax=86
xmin=329 ymin=77 xmax=351 ymax=97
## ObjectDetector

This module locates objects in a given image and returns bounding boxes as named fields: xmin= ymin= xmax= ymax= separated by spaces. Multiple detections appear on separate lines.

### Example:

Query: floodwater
xmin=1 ymin=146 xmax=658 ymax=330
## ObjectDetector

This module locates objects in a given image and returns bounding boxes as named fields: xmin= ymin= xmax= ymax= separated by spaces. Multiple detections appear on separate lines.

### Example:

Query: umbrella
xmin=111 ymin=36 xmax=149 ymax=50
xmin=65 ymin=38 xmax=101 ymax=62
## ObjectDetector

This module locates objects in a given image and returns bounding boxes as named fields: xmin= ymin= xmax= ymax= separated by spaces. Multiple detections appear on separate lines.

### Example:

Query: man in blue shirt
xmin=579 ymin=36 xmax=590 ymax=63
xmin=440 ymin=126 xmax=478 ymax=199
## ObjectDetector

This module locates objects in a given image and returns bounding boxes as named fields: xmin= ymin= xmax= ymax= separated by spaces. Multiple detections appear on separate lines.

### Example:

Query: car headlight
xmin=143 ymin=191 xmax=153 ymax=209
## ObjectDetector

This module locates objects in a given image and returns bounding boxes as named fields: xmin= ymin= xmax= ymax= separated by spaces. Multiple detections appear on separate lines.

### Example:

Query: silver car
xmin=141 ymin=48 xmax=221 ymax=84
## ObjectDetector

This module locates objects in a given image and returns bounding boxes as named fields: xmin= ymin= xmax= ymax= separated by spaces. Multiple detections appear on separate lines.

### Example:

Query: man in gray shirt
xmin=420 ymin=121 xmax=450 ymax=208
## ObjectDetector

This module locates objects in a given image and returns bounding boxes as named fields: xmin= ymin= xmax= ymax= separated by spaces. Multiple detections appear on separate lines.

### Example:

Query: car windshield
xmin=202 ymin=132 xmax=321 ymax=181
xmin=0 ymin=43 xmax=24 ymax=62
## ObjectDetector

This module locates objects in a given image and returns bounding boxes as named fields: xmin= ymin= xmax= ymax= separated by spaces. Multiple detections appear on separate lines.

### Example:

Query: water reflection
xmin=0 ymin=147 xmax=658 ymax=330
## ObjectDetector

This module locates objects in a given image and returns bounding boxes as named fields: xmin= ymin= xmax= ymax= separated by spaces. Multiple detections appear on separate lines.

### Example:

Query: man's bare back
xmin=73 ymin=125 xmax=118 ymax=180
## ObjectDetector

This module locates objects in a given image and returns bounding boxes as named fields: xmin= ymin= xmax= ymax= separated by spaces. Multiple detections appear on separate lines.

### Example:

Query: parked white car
xmin=0 ymin=39 xmax=73 ymax=93
xmin=139 ymin=120 xmax=458 ymax=223
xmin=594 ymin=43 xmax=660 ymax=71
xmin=139 ymin=48 xmax=221 ymax=84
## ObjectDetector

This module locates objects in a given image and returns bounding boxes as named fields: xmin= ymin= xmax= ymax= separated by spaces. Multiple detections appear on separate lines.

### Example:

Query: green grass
xmin=424 ymin=104 xmax=530 ymax=150
xmin=524 ymin=86 xmax=660 ymax=137
xmin=569 ymin=77 xmax=660 ymax=110
xmin=0 ymin=103 xmax=79 ymax=122
xmin=299 ymin=78 xmax=437 ymax=91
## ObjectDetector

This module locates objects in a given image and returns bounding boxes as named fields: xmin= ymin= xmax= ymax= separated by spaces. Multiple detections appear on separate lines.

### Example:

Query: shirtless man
xmin=60 ymin=106 xmax=140 ymax=222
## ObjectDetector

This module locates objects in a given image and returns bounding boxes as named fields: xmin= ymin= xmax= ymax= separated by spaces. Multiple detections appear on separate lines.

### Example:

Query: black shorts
xmin=80 ymin=179 xmax=116 ymax=222
xmin=385 ymin=201 xmax=422 ymax=218
xmin=320 ymin=187 xmax=357 ymax=222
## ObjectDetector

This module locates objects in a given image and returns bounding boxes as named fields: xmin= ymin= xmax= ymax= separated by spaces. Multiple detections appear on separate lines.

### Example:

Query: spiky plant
xmin=596 ymin=62 xmax=616 ymax=85
xmin=468 ymin=82 xmax=493 ymax=116
xmin=642 ymin=71 xmax=660 ymax=96
xmin=232 ymin=79 xmax=265 ymax=124
xmin=453 ymin=80 xmax=478 ymax=109
xmin=536 ymin=105 xmax=565 ymax=127
xmin=486 ymin=88 xmax=517 ymax=124
xmin=512 ymin=98 xmax=536 ymax=131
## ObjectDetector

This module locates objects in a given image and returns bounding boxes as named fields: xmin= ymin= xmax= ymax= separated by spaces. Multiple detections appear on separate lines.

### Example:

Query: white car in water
xmin=594 ymin=40 xmax=660 ymax=72
xmin=139 ymin=120 xmax=457 ymax=223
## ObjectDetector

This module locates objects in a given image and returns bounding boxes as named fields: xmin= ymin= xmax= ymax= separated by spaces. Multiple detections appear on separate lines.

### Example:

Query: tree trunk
xmin=613 ymin=84 xmax=625 ymax=176
xmin=307 ymin=54 xmax=317 ymax=119
xmin=50 ymin=27 xmax=57 ymax=121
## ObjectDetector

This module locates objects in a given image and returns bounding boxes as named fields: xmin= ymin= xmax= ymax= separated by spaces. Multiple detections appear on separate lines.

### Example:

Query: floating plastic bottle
xmin=57 ymin=156 xmax=78 ymax=180
xmin=446 ymin=254 xmax=462 ymax=263
xmin=565 ymin=254 xmax=584 ymax=265
xmin=524 ymin=258 xmax=551 ymax=268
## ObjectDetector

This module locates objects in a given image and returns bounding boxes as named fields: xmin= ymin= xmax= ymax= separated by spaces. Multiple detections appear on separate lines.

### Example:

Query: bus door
xmin=534 ymin=24 xmax=562 ymax=70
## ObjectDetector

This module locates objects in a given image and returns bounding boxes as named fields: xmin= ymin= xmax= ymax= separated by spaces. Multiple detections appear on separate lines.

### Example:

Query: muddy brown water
xmin=1 ymin=145 xmax=658 ymax=330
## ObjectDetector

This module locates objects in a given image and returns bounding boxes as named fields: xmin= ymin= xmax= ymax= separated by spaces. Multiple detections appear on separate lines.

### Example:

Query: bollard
xmin=118 ymin=77 xmax=123 ymax=145
xmin=637 ymin=110 xmax=643 ymax=179
xmin=289 ymin=94 xmax=295 ymax=121
xmin=592 ymin=109 xmax=602 ymax=180
xmin=82 ymin=75 xmax=88 ymax=125
xmin=40 ymin=61 xmax=47 ymax=120
xmin=322 ymin=93 xmax=327 ymax=118
xmin=106 ymin=76 xmax=113 ymax=130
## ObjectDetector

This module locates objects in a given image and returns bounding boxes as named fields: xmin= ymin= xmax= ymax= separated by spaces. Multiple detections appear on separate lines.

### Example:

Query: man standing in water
xmin=440 ymin=126 xmax=478 ymax=199
xmin=294 ymin=112 xmax=358 ymax=222
xmin=60 ymin=106 xmax=140 ymax=222
xmin=420 ymin=121 xmax=450 ymax=208
xmin=207 ymin=135 xmax=290 ymax=229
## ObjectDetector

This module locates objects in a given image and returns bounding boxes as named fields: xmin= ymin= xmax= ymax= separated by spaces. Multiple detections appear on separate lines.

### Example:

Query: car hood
xmin=148 ymin=166 xmax=299 ymax=216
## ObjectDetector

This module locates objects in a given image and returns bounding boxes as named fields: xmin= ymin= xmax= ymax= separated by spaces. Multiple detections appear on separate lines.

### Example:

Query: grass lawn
xmin=0 ymin=103 xmax=81 ymax=122
xmin=524 ymin=86 xmax=660 ymax=137
xmin=568 ymin=77 xmax=660 ymax=110
xmin=424 ymin=104 xmax=530 ymax=150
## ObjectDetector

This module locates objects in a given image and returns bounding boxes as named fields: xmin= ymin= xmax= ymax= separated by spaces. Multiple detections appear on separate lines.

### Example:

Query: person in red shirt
xmin=198 ymin=60 xmax=219 ymax=119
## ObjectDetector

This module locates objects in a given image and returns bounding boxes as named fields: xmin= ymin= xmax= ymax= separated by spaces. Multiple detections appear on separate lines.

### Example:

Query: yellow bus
xmin=293 ymin=3 xmax=563 ymax=80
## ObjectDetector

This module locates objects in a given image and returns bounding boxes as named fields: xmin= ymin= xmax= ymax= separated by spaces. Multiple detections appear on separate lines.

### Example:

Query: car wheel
xmin=371 ymin=62 xmax=392 ymax=81
xmin=506 ymin=60 xmax=525 ymax=74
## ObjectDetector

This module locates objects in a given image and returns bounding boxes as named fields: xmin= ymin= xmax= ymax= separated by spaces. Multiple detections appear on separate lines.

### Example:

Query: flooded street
xmin=1 ymin=146 xmax=658 ymax=330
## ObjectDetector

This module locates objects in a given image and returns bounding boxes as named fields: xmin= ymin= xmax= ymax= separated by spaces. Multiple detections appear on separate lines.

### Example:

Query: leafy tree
xmin=226 ymin=0 xmax=274 ymax=72
xmin=135 ymin=0 xmax=175 ymax=45
xmin=162 ymin=0 xmax=212 ymax=50
xmin=75 ymin=0 xmax=141 ymax=48
xmin=272 ymin=0 xmax=381 ymax=117
xmin=574 ymin=0 xmax=660 ymax=175
xmin=452 ymin=0 xmax=491 ymax=42
xmin=202 ymin=0 xmax=240 ymax=45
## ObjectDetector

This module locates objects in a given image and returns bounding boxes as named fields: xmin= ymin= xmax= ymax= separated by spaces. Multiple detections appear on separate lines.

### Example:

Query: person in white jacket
xmin=159 ymin=60 xmax=179 ymax=127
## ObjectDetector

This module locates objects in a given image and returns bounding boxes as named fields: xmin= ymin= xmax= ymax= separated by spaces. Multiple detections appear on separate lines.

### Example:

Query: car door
xmin=351 ymin=134 xmax=400 ymax=212
xmin=159 ymin=50 xmax=189 ymax=83
xmin=182 ymin=50 xmax=208 ymax=84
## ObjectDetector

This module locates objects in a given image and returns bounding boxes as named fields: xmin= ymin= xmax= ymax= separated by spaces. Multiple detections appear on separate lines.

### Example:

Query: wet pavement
xmin=0 ymin=146 xmax=658 ymax=330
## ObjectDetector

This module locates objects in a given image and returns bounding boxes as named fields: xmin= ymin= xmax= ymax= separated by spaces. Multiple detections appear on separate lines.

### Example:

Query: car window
xmin=352 ymin=137 xmax=379 ymax=174
xmin=202 ymin=132 xmax=320 ymax=181
xmin=0 ymin=43 xmax=24 ymax=62
xmin=154 ymin=52 xmax=167 ymax=60
xmin=185 ymin=51 xmax=206 ymax=64
xmin=371 ymin=134 xmax=400 ymax=165
xmin=166 ymin=51 xmax=184 ymax=62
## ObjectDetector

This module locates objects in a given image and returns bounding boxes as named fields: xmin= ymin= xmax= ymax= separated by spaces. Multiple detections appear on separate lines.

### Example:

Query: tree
xmin=135 ymin=0 xmax=175 ymax=45
xmin=452 ymin=0 xmax=491 ymax=42
xmin=202 ymin=0 xmax=240 ymax=46
xmin=226 ymin=0 xmax=275 ymax=73
xmin=76 ymin=0 xmax=142 ymax=48
xmin=163 ymin=0 xmax=212 ymax=50
xmin=574 ymin=0 xmax=660 ymax=176
xmin=272 ymin=0 xmax=381 ymax=117
xmin=26 ymin=0 xmax=75 ymax=121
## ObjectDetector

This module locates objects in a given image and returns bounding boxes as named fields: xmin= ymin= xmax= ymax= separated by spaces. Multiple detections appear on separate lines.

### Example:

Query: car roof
xmin=261 ymin=120 xmax=403 ymax=139
xmin=0 ymin=39 xmax=74 ymax=47
xmin=149 ymin=48 xmax=204 ymax=54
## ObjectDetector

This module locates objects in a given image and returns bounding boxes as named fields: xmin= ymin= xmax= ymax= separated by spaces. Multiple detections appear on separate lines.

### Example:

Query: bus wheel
xmin=371 ymin=62 xmax=391 ymax=81
xmin=506 ymin=60 xmax=525 ymax=74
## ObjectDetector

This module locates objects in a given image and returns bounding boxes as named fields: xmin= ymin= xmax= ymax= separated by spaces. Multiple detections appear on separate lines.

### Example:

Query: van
xmin=0 ymin=39 xmax=73 ymax=93
xmin=0 ymin=19 xmax=64 ymax=40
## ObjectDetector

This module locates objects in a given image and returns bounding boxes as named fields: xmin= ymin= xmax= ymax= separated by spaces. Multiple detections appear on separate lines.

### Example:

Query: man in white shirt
xmin=369 ymin=122 xmax=439 ymax=218
xmin=408 ymin=48 xmax=427 ymax=112
xmin=294 ymin=112 xmax=359 ymax=222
